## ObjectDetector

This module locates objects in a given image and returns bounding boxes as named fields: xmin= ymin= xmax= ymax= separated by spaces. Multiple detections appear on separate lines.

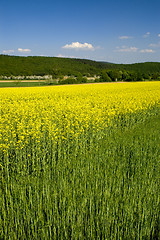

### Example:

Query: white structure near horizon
xmin=0 ymin=75 xmax=100 ymax=81
xmin=0 ymin=75 xmax=53 ymax=80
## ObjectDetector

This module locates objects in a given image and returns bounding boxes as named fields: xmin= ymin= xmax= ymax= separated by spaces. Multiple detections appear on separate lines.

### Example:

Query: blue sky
xmin=1 ymin=0 xmax=160 ymax=63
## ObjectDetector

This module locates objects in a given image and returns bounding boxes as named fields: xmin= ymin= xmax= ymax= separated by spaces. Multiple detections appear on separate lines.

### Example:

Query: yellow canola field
xmin=0 ymin=82 xmax=160 ymax=152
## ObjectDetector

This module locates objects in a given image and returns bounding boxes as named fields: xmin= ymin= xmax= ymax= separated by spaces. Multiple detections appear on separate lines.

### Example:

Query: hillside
xmin=0 ymin=55 xmax=114 ymax=77
xmin=0 ymin=55 xmax=160 ymax=79
xmin=118 ymin=62 xmax=160 ymax=74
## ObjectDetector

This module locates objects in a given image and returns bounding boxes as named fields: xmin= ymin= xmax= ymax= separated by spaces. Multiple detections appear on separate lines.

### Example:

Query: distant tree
xmin=95 ymin=77 xmax=100 ymax=82
xmin=60 ymin=77 xmax=77 ymax=85
xmin=100 ymin=71 xmax=112 ymax=82
xmin=136 ymin=72 xmax=143 ymax=81
xmin=122 ymin=70 xmax=130 ymax=81
xmin=152 ymin=72 xmax=159 ymax=80
xmin=81 ymin=77 xmax=87 ymax=83
xmin=142 ymin=73 xmax=149 ymax=80
xmin=129 ymin=72 xmax=137 ymax=81
xmin=107 ymin=70 xmax=122 ymax=81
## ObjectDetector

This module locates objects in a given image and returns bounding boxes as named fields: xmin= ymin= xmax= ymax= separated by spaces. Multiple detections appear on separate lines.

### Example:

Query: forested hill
xmin=0 ymin=55 xmax=114 ymax=77
xmin=118 ymin=62 xmax=160 ymax=74
xmin=0 ymin=54 xmax=160 ymax=77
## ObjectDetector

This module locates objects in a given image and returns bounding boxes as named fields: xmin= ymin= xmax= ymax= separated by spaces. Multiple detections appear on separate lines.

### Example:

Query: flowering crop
xmin=0 ymin=81 xmax=160 ymax=239
xmin=0 ymin=82 xmax=160 ymax=153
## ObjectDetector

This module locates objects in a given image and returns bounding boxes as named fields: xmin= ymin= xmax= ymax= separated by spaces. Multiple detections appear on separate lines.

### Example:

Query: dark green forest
xmin=0 ymin=55 xmax=160 ymax=82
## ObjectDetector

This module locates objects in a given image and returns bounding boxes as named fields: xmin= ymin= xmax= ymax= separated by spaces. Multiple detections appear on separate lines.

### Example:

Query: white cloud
xmin=119 ymin=36 xmax=132 ymax=40
xmin=115 ymin=46 xmax=138 ymax=52
xmin=143 ymin=32 xmax=150 ymax=38
xmin=62 ymin=42 xmax=94 ymax=50
xmin=158 ymin=34 xmax=160 ymax=37
xmin=140 ymin=49 xmax=155 ymax=53
xmin=18 ymin=48 xmax=31 ymax=53
xmin=57 ymin=54 xmax=76 ymax=58
xmin=149 ymin=42 xmax=160 ymax=48
xmin=2 ymin=49 xmax=15 ymax=54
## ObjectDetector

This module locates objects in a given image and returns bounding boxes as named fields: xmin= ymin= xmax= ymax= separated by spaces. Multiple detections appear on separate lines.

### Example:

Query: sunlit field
xmin=0 ymin=82 xmax=160 ymax=239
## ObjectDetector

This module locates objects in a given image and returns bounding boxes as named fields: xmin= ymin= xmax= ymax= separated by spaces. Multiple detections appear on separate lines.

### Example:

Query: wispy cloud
xmin=158 ymin=34 xmax=160 ymax=37
xmin=2 ymin=49 xmax=15 ymax=54
xmin=18 ymin=48 xmax=31 ymax=53
xmin=57 ymin=54 xmax=77 ymax=58
xmin=140 ymin=49 xmax=155 ymax=53
xmin=115 ymin=46 xmax=155 ymax=54
xmin=115 ymin=46 xmax=138 ymax=52
xmin=143 ymin=32 xmax=150 ymax=38
xmin=119 ymin=36 xmax=133 ymax=40
xmin=62 ymin=42 xmax=94 ymax=50
xmin=149 ymin=42 xmax=160 ymax=48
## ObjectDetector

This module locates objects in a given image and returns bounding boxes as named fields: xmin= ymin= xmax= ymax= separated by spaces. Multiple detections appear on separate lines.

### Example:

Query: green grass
xmin=0 ymin=82 xmax=58 ymax=88
xmin=0 ymin=80 xmax=97 ymax=88
xmin=0 ymin=110 xmax=160 ymax=239
xmin=0 ymin=81 xmax=95 ymax=88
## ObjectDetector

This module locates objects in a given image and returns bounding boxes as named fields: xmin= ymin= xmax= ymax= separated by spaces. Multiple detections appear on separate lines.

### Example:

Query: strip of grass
xmin=0 ymin=111 xmax=160 ymax=239
xmin=0 ymin=82 xmax=58 ymax=88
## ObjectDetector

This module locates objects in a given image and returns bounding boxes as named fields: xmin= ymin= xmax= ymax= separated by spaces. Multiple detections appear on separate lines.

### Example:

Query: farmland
xmin=0 ymin=82 xmax=160 ymax=239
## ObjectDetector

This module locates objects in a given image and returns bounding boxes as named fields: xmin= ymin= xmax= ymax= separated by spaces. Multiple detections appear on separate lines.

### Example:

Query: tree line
xmin=0 ymin=55 xmax=160 ymax=82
